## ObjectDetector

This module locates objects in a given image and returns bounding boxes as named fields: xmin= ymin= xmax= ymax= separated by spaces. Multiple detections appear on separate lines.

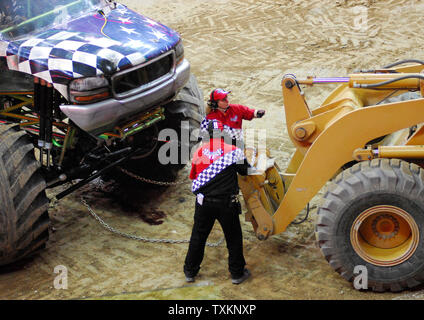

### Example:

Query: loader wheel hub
xmin=350 ymin=205 xmax=419 ymax=266
xmin=371 ymin=214 xmax=399 ymax=239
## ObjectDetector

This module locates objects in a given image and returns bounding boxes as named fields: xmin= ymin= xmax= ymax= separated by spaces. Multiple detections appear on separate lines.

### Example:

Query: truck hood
xmin=0 ymin=4 xmax=180 ymax=100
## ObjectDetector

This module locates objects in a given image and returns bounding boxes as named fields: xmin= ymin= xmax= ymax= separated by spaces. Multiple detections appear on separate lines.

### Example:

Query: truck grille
xmin=112 ymin=52 xmax=174 ymax=98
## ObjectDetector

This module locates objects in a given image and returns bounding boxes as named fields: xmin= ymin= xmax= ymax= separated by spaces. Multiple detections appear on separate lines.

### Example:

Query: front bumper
xmin=60 ymin=59 xmax=190 ymax=135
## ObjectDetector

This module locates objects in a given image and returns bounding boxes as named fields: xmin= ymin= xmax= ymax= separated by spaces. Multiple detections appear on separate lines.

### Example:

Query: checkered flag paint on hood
xmin=192 ymin=148 xmax=245 ymax=193
xmin=0 ymin=3 xmax=180 ymax=100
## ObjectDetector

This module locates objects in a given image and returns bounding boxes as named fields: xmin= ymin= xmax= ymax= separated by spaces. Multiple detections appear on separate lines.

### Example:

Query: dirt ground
xmin=2 ymin=0 xmax=424 ymax=300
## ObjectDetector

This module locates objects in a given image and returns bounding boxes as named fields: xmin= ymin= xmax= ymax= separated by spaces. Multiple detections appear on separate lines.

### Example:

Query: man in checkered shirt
xmin=184 ymin=119 xmax=252 ymax=285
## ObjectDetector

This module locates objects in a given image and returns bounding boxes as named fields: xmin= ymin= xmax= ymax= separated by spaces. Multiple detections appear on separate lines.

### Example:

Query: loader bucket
xmin=238 ymin=147 xmax=285 ymax=239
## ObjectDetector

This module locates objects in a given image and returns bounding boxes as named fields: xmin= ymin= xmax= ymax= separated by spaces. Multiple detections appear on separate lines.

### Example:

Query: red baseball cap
xmin=210 ymin=88 xmax=231 ymax=101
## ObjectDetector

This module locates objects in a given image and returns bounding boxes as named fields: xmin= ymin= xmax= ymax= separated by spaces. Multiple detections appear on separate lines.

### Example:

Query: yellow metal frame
xmin=0 ymin=92 xmax=36 ymax=125
xmin=0 ymin=92 xmax=69 ymax=129
xmin=240 ymin=63 xmax=424 ymax=239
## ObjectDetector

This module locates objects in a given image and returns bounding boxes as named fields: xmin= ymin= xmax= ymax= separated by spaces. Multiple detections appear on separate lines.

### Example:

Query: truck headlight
xmin=69 ymin=76 xmax=110 ymax=104
xmin=175 ymin=40 xmax=184 ymax=65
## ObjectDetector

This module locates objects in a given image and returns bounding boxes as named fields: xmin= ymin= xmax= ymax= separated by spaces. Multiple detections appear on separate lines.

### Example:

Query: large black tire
xmin=163 ymin=73 xmax=205 ymax=172
xmin=170 ymin=73 xmax=205 ymax=147
xmin=316 ymin=159 xmax=424 ymax=292
xmin=0 ymin=124 xmax=50 ymax=266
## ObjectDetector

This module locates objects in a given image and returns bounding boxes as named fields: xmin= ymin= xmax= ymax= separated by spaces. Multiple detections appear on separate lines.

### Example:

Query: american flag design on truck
xmin=0 ymin=3 xmax=180 ymax=100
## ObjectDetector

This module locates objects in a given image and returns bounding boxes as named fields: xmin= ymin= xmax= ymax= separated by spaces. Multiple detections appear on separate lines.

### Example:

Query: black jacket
xmin=195 ymin=159 xmax=250 ymax=198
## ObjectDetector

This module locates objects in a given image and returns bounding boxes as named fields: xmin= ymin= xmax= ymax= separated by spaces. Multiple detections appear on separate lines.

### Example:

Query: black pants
xmin=184 ymin=198 xmax=246 ymax=279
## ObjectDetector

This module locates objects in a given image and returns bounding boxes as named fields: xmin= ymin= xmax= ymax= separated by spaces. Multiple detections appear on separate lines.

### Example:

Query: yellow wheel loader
xmin=239 ymin=60 xmax=424 ymax=292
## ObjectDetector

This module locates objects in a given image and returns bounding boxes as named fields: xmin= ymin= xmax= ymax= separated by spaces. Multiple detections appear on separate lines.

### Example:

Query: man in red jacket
xmin=201 ymin=88 xmax=266 ymax=145
xmin=184 ymin=119 xmax=252 ymax=285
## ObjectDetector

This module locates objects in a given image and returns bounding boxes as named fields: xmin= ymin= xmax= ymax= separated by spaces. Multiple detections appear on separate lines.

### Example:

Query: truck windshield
xmin=0 ymin=0 xmax=106 ymax=40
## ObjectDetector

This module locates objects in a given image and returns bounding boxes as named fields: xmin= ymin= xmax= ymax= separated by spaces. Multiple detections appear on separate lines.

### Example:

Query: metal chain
xmin=80 ymin=198 xmax=225 ymax=247
xmin=118 ymin=167 xmax=187 ymax=186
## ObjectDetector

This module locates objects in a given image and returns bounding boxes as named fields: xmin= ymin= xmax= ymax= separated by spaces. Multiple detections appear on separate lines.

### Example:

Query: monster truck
xmin=0 ymin=0 xmax=205 ymax=266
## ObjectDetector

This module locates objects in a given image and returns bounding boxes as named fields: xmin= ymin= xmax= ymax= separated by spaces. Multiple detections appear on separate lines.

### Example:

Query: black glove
xmin=256 ymin=110 xmax=265 ymax=118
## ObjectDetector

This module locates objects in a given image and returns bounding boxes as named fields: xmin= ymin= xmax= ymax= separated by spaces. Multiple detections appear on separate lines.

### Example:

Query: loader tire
xmin=0 ymin=124 xmax=49 ymax=266
xmin=316 ymin=159 xmax=424 ymax=292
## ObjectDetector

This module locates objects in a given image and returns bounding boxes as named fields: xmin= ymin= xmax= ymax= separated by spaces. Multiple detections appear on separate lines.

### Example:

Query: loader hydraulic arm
xmin=263 ymin=66 xmax=424 ymax=237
